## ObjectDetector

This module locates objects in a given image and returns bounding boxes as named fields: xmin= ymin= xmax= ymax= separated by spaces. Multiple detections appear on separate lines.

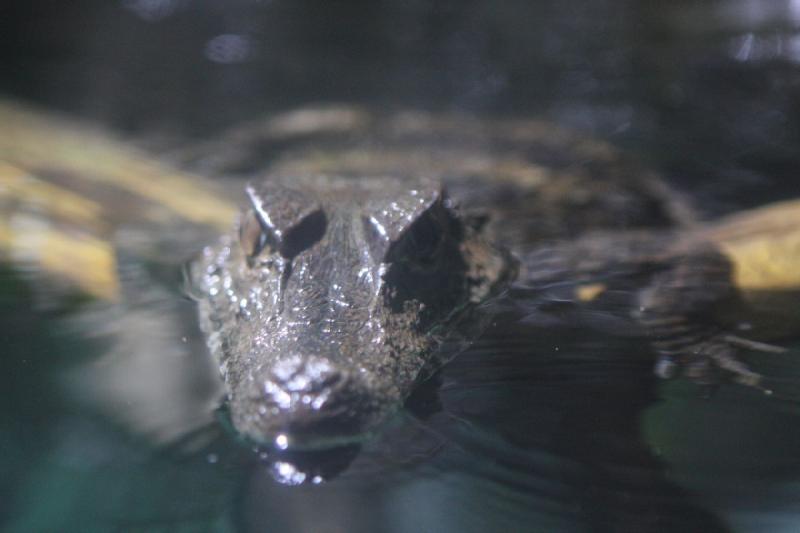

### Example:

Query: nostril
xmin=236 ymin=359 xmax=381 ymax=446
xmin=265 ymin=355 xmax=344 ymax=397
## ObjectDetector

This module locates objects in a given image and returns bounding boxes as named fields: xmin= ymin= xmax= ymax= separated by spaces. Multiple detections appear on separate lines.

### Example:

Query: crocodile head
xmin=191 ymin=175 xmax=515 ymax=448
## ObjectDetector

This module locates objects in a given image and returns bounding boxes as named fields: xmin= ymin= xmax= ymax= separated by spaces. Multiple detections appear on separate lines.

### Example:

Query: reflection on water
xmin=3 ymin=0 xmax=800 ymax=532
xmin=5 ymin=262 xmax=800 ymax=531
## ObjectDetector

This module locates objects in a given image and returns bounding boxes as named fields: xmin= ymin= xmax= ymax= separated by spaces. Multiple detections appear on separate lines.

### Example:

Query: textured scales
xmin=4 ymin=100 xmax=793 ymax=449
xmin=191 ymin=174 xmax=515 ymax=447
xmin=185 ymin=106 xmax=706 ymax=447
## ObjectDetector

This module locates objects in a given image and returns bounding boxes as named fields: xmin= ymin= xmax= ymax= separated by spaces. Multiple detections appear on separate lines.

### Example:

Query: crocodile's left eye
xmin=239 ymin=207 xmax=328 ymax=260
xmin=241 ymin=182 xmax=328 ymax=262
xmin=278 ymin=208 xmax=327 ymax=259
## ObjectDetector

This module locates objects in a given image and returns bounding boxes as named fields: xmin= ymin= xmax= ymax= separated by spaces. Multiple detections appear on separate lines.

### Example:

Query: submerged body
xmin=185 ymin=109 xmax=700 ymax=447
xmin=191 ymin=175 xmax=515 ymax=446
xmin=2 ymin=100 xmax=798 ymax=448
xmin=186 ymin=107 xmax=799 ymax=447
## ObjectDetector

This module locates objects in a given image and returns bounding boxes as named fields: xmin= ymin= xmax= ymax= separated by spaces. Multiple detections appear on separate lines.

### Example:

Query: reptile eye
xmin=279 ymin=209 xmax=327 ymax=259
xmin=239 ymin=209 xmax=272 ymax=258
xmin=385 ymin=202 xmax=448 ymax=270
xmin=239 ymin=208 xmax=327 ymax=260
xmin=408 ymin=210 xmax=444 ymax=262
xmin=241 ymin=182 xmax=329 ymax=262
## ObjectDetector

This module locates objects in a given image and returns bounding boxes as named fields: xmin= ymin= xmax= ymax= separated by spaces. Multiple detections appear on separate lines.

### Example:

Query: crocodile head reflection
xmin=192 ymin=175 xmax=515 ymax=448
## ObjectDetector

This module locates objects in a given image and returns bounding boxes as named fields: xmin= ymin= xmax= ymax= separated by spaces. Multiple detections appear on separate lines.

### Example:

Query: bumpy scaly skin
xmin=187 ymin=107 xmax=781 ymax=447
xmin=0 ymin=101 xmax=792 ymax=450
xmin=191 ymin=175 xmax=514 ymax=447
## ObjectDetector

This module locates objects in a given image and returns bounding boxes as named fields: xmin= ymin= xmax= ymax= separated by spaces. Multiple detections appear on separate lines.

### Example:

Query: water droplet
xmin=272 ymin=461 xmax=307 ymax=485
xmin=275 ymin=434 xmax=289 ymax=450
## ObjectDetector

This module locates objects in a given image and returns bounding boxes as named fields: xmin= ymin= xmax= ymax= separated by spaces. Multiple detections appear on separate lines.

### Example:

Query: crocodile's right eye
xmin=383 ymin=198 xmax=451 ymax=272
xmin=239 ymin=209 xmax=272 ymax=258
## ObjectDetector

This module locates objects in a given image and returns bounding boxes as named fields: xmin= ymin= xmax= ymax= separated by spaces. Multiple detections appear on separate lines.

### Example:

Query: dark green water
xmin=4 ymin=1 xmax=800 ymax=531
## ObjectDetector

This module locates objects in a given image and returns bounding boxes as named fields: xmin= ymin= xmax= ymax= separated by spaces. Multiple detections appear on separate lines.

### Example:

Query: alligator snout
xmin=235 ymin=354 xmax=381 ymax=448
xmin=194 ymin=175 xmax=512 ymax=448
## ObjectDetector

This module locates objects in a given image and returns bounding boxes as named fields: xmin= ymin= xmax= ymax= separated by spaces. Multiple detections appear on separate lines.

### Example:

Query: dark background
xmin=3 ymin=0 xmax=800 ymax=214
xmin=4 ymin=2 xmax=800 ymax=531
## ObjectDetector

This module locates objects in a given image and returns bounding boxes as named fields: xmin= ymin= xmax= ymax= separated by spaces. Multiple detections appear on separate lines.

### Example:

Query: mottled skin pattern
xmin=187 ymin=107 xmax=773 ymax=447
xmin=192 ymin=174 xmax=515 ymax=447
xmin=0 ymin=101 xmax=791 ymax=454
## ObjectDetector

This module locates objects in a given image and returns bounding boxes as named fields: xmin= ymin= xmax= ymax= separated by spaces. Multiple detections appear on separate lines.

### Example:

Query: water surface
xmin=3 ymin=1 xmax=800 ymax=531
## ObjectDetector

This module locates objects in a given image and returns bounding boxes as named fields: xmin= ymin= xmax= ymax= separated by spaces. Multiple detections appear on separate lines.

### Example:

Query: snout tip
xmin=230 ymin=355 xmax=386 ymax=449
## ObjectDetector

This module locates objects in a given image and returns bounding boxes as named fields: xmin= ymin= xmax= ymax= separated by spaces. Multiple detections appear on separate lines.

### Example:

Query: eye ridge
xmin=279 ymin=208 xmax=328 ymax=259
xmin=239 ymin=208 xmax=328 ymax=261
xmin=386 ymin=200 xmax=451 ymax=269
